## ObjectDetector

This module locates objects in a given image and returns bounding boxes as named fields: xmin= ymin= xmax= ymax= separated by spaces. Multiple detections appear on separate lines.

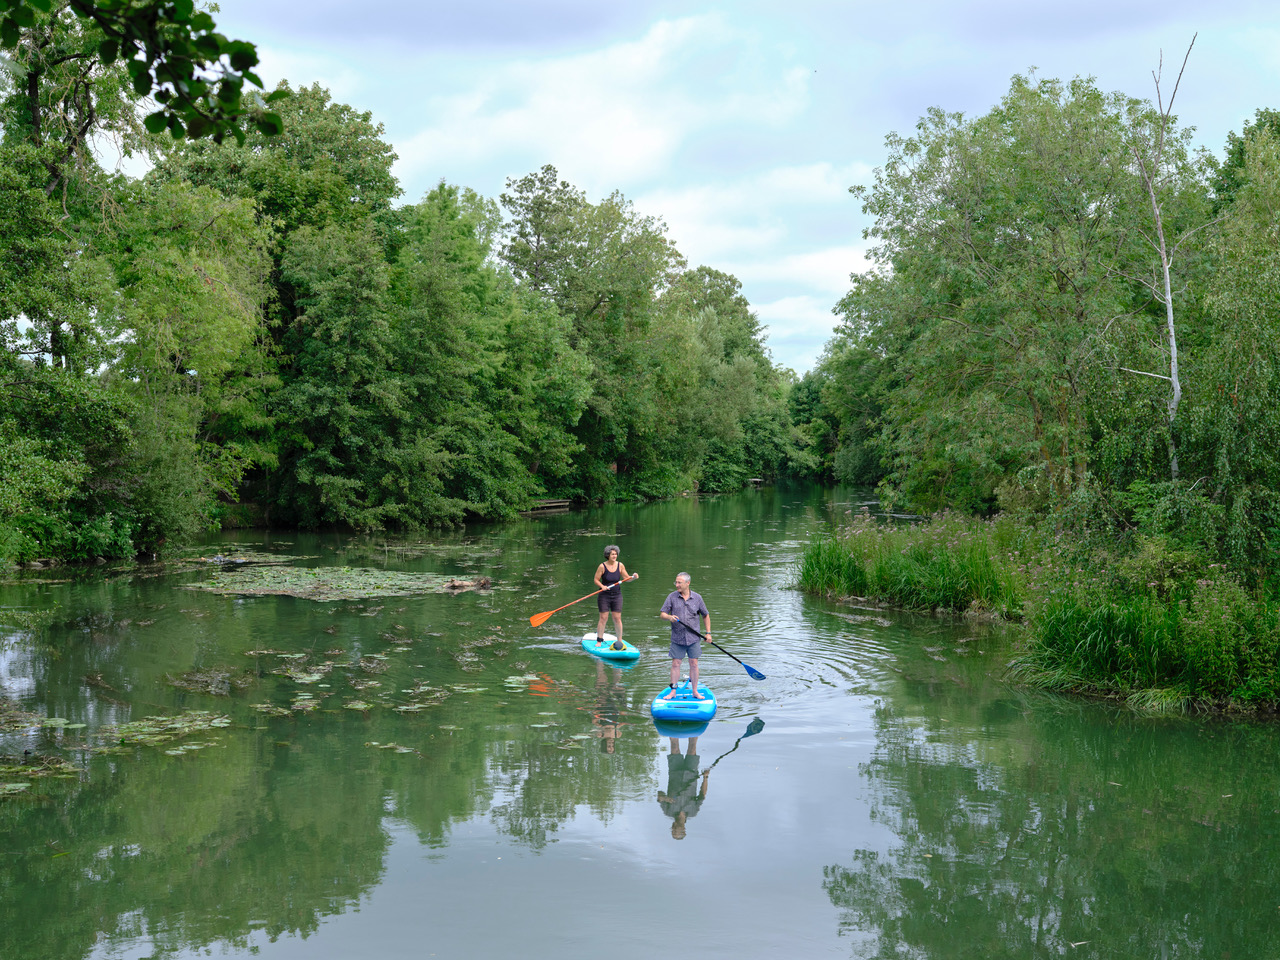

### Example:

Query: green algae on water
xmin=187 ymin=565 xmax=460 ymax=601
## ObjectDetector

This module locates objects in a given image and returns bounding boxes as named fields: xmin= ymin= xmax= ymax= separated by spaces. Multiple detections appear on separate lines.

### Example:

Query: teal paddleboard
xmin=650 ymin=680 xmax=717 ymax=722
xmin=581 ymin=632 xmax=640 ymax=662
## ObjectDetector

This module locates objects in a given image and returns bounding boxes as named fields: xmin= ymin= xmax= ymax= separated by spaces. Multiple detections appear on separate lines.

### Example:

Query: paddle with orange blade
xmin=528 ymin=574 xmax=636 ymax=627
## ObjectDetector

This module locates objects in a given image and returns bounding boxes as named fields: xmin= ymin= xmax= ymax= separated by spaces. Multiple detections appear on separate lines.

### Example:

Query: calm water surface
xmin=1 ymin=487 xmax=1277 ymax=959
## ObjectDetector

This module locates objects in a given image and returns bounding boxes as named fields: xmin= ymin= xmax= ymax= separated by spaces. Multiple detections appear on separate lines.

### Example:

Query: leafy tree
xmin=839 ymin=74 xmax=1202 ymax=511
xmin=0 ymin=0 xmax=279 ymax=143
xmin=156 ymin=82 xmax=400 ymax=239
xmin=499 ymin=163 xmax=584 ymax=294
xmin=1210 ymin=107 xmax=1280 ymax=209
xmin=1183 ymin=130 xmax=1280 ymax=576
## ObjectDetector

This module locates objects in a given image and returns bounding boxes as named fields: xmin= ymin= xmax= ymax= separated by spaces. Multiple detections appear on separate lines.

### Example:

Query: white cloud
xmin=754 ymin=294 xmax=847 ymax=372
xmin=253 ymin=43 xmax=369 ymax=105
xmin=728 ymin=245 xmax=870 ymax=297
xmin=634 ymin=161 xmax=871 ymax=262
xmin=391 ymin=15 xmax=810 ymax=193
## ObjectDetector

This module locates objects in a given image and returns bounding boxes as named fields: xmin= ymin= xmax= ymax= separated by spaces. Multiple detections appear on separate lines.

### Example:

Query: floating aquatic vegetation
xmin=343 ymin=700 xmax=372 ymax=711
xmin=168 ymin=668 xmax=256 ymax=696
xmin=358 ymin=656 xmax=388 ymax=675
xmin=449 ymin=684 xmax=486 ymax=694
xmin=365 ymin=742 xmax=418 ymax=754
xmin=291 ymin=693 xmax=322 ymax=712
xmin=0 ymin=701 xmax=42 ymax=732
xmin=244 ymin=649 xmax=285 ymax=657
xmin=249 ymin=703 xmax=291 ymax=717
xmin=271 ymin=660 xmax=333 ymax=684
xmin=325 ymin=648 xmax=345 ymax=657
xmin=106 ymin=711 xmax=232 ymax=748
xmin=0 ymin=753 xmax=79 ymax=791
xmin=453 ymin=651 xmax=482 ymax=671
xmin=188 ymin=565 xmax=464 ymax=601
xmin=162 ymin=741 xmax=218 ymax=756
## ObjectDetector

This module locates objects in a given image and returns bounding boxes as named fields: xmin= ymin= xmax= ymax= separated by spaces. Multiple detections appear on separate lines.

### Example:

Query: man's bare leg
xmin=663 ymin=657 xmax=681 ymax=698
xmin=690 ymin=658 xmax=703 ymax=698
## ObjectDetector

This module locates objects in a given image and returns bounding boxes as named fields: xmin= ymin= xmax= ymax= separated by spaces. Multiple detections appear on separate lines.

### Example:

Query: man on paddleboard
xmin=660 ymin=572 xmax=711 ymax=699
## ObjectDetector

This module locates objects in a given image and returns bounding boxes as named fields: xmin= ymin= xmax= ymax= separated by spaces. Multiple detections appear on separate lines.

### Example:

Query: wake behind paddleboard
xmin=581 ymin=632 xmax=641 ymax=662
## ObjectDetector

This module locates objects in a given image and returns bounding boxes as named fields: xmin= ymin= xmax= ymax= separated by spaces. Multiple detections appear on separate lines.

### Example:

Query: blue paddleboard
xmin=650 ymin=680 xmax=717 ymax=722
xmin=581 ymin=632 xmax=640 ymax=662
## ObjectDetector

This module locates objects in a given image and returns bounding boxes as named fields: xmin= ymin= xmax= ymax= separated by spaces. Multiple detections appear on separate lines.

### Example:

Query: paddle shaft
xmin=707 ymin=717 xmax=765 ymax=771
xmin=670 ymin=618 xmax=766 ymax=680
xmin=529 ymin=574 xmax=635 ymax=627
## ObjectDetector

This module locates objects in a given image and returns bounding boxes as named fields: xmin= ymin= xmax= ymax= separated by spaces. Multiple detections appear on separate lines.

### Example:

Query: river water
xmin=1 ymin=486 xmax=1277 ymax=959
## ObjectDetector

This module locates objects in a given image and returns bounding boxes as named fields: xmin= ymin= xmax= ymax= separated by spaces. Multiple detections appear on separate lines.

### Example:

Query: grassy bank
xmin=800 ymin=512 xmax=1280 ymax=712
xmin=798 ymin=511 xmax=1024 ymax=618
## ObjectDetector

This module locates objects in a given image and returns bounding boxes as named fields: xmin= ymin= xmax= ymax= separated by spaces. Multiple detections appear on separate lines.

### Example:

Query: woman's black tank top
xmin=601 ymin=563 xmax=623 ymax=586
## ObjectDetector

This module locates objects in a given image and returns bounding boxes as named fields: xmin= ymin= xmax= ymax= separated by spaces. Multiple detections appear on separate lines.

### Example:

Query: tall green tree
xmin=839 ymin=74 xmax=1204 ymax=511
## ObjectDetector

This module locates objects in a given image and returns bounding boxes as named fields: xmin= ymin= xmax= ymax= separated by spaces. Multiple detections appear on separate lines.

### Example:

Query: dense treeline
xmin=0 ymin=8 xmax=813 ymax=563
xmin=795 ymin=73 xmax=1280 ymax=708
xmin=794 ymin=74 xmax=1280 ymax=567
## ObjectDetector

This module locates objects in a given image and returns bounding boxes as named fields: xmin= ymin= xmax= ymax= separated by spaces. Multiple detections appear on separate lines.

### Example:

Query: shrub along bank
xmin=800 ymin=508 xmax=1280 ymax=713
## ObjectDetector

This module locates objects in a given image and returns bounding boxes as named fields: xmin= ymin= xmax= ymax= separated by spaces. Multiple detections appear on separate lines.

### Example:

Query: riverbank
xmin=799 ymin=510 xmax=1280 ymax=713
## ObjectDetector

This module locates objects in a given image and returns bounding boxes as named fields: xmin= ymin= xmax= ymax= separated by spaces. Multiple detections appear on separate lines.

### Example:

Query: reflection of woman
xmin=657 ymin=738 xmax=709 ymax=840
xmin=593 ymin=545 xmax=636 ymax=641
xmin=592 ymin=660 xmax=626 ymax=754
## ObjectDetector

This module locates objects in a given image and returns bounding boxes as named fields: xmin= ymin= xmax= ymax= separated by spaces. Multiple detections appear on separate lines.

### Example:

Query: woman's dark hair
xmin=604 ymin=544 xmax=620 ymax=558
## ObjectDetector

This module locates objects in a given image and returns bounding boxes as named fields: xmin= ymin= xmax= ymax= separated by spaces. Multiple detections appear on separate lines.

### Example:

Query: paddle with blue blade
xmin=671 ymin=618 xmax=766 ymax=680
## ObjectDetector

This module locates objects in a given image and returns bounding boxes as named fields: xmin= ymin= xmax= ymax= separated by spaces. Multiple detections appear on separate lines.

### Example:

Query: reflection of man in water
xmin=593 ymin=660 xmax=626 ymax=753
xmin=657 ymin=738 xmax=709 ymax=839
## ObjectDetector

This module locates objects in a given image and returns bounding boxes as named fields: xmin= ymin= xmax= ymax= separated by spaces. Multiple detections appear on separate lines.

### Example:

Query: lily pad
xmin=250 ymin=704 xmax=290 ymax=717
xmin=0 ymin=702 xmax=41 ymax=733
xmin=0 ymin=783 xmax=30 ymax=796
xmin=106 ymin=711 xmax=231 ymax=748
xmin=343 ymin=700 xmax=372 ymax=711
xmin=168 ymin=669 xmax=255 ymax=696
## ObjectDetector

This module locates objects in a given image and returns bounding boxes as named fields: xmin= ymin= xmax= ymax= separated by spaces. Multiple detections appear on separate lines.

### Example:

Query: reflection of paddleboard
xmin=652 ymin=717 xmax=710 ymax=738
xmin=581 ymin=632 xmax=640 ymax=661
xmin=650 ymin=680 xmax=717 ymax=722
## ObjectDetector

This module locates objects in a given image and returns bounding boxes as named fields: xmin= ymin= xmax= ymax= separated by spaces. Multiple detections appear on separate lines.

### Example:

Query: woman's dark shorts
xmin=598 ymin=590 xmax=623 ymax=612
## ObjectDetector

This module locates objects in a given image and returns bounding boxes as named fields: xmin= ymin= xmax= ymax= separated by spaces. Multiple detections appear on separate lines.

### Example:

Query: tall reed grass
xmin=1010 ymin=577 xmax=1280 ymax=710
xmin=798 ymin=511 xmax=1023 ymax=617
xmin=801 ymin=510 xmax=1280 ymax=710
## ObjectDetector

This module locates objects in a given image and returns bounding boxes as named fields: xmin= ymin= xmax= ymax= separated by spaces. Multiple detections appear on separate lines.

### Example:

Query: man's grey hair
xmin=676 ymin=572 xmax=691 ymax=583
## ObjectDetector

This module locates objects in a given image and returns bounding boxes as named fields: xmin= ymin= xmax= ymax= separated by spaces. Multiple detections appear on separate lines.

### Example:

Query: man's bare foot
xmin=662 ymin=686 xmax=677 ymax=700
xmin=691 ymin=690 xmax=705 ymax=700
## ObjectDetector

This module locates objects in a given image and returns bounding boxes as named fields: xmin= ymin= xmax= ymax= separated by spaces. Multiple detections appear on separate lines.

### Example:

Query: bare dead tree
xmin=1124 ymin=34 xmax=1200 ymax=480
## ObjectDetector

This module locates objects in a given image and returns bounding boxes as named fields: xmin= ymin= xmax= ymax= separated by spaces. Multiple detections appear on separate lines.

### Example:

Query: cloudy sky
xmin=212 ymin=0 xmax=1277 ymax=373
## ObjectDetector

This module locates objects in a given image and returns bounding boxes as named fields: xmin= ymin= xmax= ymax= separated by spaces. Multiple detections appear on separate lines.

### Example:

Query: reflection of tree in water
xmin=0 ymin=736 xmax=390 ymax=960
xmin=484 ymin=670 xmax=655 ymax=849
xmin=823 ymin=695 xmax=1280 ymax=959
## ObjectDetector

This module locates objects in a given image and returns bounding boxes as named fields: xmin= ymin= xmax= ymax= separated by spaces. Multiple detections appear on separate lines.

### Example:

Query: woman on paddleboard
xmin=593 ymin=545 xmax=636 ymax=644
